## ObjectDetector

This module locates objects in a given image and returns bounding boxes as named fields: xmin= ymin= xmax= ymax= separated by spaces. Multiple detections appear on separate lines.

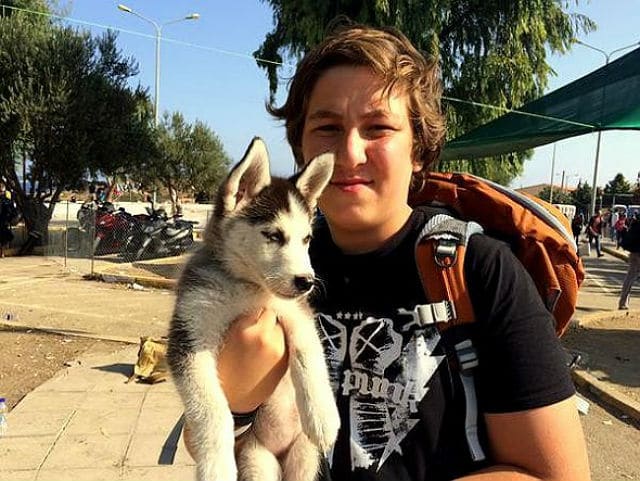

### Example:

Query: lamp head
xmin=117 ymin=4 xmax=132 ymax=13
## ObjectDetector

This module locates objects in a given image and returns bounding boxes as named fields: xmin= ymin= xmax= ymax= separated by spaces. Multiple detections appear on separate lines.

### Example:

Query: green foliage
xmin=0 ymin=0 xmax=50 ymax=21
xmin=632 ymin=184 xmax=640 ymax=204
xmin=537 ymin=186 xmax=573 ymax=205
xmin=572 ymin=181 xmax=593 ymax=214
xmin=0 ymin=8 xmax=155 ymax=235
xmin=533 ymin=181 xmax=593 ymax=216
xmin=603 ymin=173 xmax=633 ymax=195
xmin=138 ymin=112 xmax=231 ymax=212
xmin=253 ymin=0 xmax=595 ymax=185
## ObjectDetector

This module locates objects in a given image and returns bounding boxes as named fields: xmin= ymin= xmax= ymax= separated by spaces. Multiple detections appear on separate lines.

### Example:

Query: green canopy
xmin=441 ymin=47 xmax=640 ymax=161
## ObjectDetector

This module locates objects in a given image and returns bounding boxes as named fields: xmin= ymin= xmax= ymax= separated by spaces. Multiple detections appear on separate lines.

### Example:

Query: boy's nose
xmin=336 ymin=129 xmax=366 ymax=168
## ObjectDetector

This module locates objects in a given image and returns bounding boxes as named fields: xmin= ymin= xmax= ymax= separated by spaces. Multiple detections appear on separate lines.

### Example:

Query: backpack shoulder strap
xmin=414 ymin=212 xmax=487 ymax=462
xmin=415 ymin=213 xmax=483 ymax=331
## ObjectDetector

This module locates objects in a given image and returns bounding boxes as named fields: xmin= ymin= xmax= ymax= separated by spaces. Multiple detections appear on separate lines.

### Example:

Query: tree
xmin=603 ymin=173 xmax=632 ymax=195
xmin=138 ymin=112 xmax=231 ymax=214
xmin=253 ymin=1 xmax=595 ymax=185
xmin=537 ymin=186 xmax=573 ymax=205
xmin=632 ymin=183 xmax=640 ymax=204
xmin=0 ymin=7 xmax=155 ymax=242
xmin=572 ymin=181 xmax=593 ymax=216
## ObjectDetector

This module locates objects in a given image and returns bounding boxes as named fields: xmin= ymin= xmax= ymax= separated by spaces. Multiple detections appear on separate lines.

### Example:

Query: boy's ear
xmin=294 ymin=152 xmax=334 ymax=209
xmin=221 ymin=137 xmax=271 ymax=214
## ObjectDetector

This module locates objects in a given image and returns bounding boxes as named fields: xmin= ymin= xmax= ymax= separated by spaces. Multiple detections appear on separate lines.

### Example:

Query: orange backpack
xmin=410 ymin=171 xmax=585 ymax=337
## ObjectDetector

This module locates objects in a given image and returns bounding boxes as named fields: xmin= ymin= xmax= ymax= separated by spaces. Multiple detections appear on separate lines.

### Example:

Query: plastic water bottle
xmin=0 ymin=397 xmax=7 ymax=436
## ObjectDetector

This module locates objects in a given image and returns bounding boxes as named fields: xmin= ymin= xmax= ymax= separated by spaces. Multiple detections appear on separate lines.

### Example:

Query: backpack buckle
xmin=454 ymin=339 xmax=479 ymax=371
xmin=434 ymin=239 xmax=458 ymax=267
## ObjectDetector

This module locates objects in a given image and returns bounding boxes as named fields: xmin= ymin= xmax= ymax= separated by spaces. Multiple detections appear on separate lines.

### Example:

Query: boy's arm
xmin=458 ymin=396 xmax=590 ymax=481
xmin=217 ymin=307 xmax=288 ymax=413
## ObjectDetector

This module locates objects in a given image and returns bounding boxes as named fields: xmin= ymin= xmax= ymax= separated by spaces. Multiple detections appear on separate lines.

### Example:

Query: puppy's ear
xmin=221 ymin=137 xmax=271 ymax=214
xmin=294 ymin=152 xmax=334 ymax=209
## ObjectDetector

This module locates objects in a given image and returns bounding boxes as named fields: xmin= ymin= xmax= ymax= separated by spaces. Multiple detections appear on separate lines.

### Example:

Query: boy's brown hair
xmin=268 ymin=21 xmax=446 ymax=179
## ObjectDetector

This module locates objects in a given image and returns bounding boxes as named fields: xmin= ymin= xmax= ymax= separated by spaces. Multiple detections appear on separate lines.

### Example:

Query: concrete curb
xmin=572 ymin=369 xmax=640 ymax=423
xmin=576 ymin=307 xmax=640 ymax=326
xmin=567 ymin=308 xmax=640 ymax=423
xmin=602 ymin=244 xmax=630 ymax=262
xmin=98 ymin=271 xmax=176 ymax=290
xmin=0 ymin=319 xmax=140 ymax=345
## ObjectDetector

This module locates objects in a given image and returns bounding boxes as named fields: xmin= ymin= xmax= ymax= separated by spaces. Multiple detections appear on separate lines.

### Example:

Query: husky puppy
xmin=168 ymin=137 xmax=340 ymax=481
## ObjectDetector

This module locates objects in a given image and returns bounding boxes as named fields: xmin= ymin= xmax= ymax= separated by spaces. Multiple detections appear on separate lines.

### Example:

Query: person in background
xmin=614 ymin=212 xmax=628 ymax=249
xmin=588 ymin=209 xmax=604 ymax=257
xmin=0 ymin=181 xmax=15 ymax=257
xmin=618 ymin=218 xmax=640 ymax=310
xmin=572 ymin=212 xmax=585 ymax=251
xmin=610 ymin=209 xmax=619 ymax=239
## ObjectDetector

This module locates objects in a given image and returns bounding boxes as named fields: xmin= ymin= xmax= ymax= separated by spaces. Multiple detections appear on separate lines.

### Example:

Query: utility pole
xmin=549 ymin=143 xmax=557 ymax=204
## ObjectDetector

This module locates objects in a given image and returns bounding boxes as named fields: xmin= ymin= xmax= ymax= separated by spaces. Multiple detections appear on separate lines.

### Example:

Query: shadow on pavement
xmin=134 ymin=261 xmax=182 ymax=280
xmin=92 ymin=362 xmax=134 ymax=378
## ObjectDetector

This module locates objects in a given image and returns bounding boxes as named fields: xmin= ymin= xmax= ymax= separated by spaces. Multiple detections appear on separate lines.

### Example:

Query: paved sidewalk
xmin=0 ymin=240 xmax=638 ymax=480
xmin=0 ymin=346 xmax=195 ymax=481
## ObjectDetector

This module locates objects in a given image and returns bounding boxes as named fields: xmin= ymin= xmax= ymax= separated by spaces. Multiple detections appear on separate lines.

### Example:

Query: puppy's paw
xmin=300 ymin=396 xmax=340 ymax=454
xmin=198 ymin=458 xmax=237 ymax=481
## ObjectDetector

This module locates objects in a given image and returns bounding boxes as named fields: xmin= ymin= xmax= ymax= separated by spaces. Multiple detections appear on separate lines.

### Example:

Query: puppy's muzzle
xmin=293 ymin=275 xmax=314 ymax=294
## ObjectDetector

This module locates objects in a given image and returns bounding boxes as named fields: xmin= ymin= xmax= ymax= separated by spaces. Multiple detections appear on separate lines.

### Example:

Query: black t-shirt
xmin=309 ymin=207 xmax=574 ymax=481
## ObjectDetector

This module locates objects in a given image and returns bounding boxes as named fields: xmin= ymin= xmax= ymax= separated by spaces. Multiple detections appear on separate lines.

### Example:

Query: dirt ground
xmin=562 ymin=312 xmax=640 ymax=405
xmin=0 ymin=325 xmax=129 ymax=411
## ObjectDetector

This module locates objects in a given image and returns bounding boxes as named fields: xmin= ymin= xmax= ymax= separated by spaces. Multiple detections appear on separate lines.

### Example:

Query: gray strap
xmin=417 ymin=214 xmax=484 ymax=246
xmin=455 ymin=340 xmax=486 ymax=462
xmin=398 ymin=300 xmax=456 ymax=331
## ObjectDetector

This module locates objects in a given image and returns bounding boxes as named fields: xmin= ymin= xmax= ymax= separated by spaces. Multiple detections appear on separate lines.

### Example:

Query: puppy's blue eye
xmin=261 ymin=230 xmax=285 ymax=244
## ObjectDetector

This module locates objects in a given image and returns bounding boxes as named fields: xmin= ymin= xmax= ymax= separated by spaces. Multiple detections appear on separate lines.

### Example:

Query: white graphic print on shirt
xmin=317 ymin=311 xmax=444 ymax=472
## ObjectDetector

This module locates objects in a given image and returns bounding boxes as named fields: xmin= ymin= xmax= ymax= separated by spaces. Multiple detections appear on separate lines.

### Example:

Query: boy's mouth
xmin=331 ymin=177 xmax=372 ymax=187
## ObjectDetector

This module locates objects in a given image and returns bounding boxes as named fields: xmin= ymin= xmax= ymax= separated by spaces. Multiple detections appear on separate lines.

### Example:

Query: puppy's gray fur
xmin=168 ymin=138 xmax=339 ymax=481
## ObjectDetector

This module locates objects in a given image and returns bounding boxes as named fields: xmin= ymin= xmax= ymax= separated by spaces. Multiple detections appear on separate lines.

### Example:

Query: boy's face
xmin=300 ymin=65 xmax=420 ymax=252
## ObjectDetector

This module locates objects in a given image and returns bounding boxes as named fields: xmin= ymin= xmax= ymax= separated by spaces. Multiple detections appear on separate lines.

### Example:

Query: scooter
xmin=126 ymin=214 xmax=197 ymax=261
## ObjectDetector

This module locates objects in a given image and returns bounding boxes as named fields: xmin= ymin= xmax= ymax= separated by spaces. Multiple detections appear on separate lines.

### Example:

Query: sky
xmin=35 ymin=1 xmax=640 ymax=191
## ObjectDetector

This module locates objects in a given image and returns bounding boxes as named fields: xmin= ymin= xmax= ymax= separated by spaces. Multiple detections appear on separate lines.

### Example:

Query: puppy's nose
xmin=293 ymin=275 xmax=314 ymax=293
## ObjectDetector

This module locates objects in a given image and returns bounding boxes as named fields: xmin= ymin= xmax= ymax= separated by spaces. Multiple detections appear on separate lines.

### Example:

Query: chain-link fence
xmin=42 ymin=200 xmax=211 ymax=280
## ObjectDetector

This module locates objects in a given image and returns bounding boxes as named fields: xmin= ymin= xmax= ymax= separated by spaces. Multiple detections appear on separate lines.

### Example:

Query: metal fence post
xmin=64 ymin=201 xmax=69 ymax=267
xmin=90 ymin=208 xmax=95 ymax=276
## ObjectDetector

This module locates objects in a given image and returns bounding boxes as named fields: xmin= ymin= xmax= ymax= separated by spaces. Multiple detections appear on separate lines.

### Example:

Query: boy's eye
xmin=261 ymin=229 xmax=285 ymax=245
xmin=314 ymin=124 xmax=341 ymax=133
xmin=368 ymin=124 xmax=395 ymax=133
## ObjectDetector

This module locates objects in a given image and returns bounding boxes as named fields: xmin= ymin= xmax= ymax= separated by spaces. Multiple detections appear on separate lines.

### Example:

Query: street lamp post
xmin=548 ymin=143 xmax=557 ymax=203
xmin=575 ymin=40 xmax=640 ymax=217
xmin=117 ymin=4 xmax=200 ymax=127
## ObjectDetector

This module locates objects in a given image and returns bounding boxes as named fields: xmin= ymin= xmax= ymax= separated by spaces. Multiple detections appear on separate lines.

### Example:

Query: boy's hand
xmin=218 ymin=307 xmax=288 ymax=413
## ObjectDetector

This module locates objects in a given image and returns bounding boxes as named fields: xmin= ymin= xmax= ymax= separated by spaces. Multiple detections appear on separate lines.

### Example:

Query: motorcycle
xmin=125 ymin=215 xmax=197 ymax=261
xmin=77 ymin=201 xmax=141 ymax=256
xmin=122 ymin=203 xmax=197 ymax=261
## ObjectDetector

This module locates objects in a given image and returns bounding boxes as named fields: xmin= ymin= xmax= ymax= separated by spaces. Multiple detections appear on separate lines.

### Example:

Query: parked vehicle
xmin=553 ymin=203 xmax=576 ymax=220
xmin=612 ymin=204 xmax=628 ymax=216
xmin=119 ymin=200 xmax=197 ymax=261
xmin=628 ymin=205 xmax=640 ymax=218
xmin=77 ymin=201 xmax=142 ymax=256
xmin=123 ymin=212 xmax=197 ymax=261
